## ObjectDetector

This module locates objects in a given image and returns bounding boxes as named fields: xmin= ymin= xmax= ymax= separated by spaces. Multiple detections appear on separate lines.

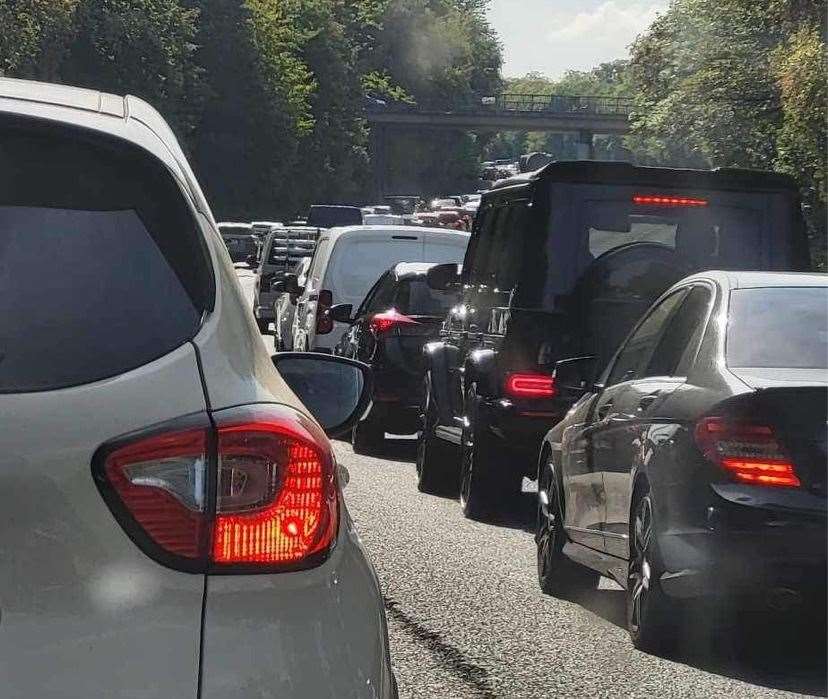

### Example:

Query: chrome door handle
xmin=638 ymin=393 xmax=660 ymax=411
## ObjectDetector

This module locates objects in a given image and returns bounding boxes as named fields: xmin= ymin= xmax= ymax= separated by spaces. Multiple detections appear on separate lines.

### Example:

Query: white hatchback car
xmin=0 ymin=77 xmax=396 ymax=698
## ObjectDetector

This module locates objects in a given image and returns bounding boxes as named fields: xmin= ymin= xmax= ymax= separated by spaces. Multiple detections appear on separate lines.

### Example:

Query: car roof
xmin=392 ymin=262 xmax=439 ymax=280
xmin=320 ymin=225 xmax=469 ymax=240
xmin=677 ymin=270 xmax=827 ymax=290
xmin=489 ymin=160 xmax=799 ymax=192
xmin=0 ymin=77 xmax=210 ymax=215
xmin=217 ymin=222 xmax=252 ymax=229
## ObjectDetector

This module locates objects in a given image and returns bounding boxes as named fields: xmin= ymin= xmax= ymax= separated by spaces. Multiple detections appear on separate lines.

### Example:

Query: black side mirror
xmin=246 ymin=254 xmax=258 ymax=267
xmin=272 ymin=353 xmax=373 ymax=438
xmin=329 ymin=303 xmax=353 ymax=323
xmin=426 ymin=262 xmax=462 ymax=291
xmin=554 ymin=356 xmax=598 ymax=397
xmin=271 ymin=280 xmax=286 ymax=293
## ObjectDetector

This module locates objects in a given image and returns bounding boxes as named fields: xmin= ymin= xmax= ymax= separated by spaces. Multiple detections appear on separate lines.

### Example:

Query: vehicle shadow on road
xmin=572 ymin=587 xmax=828 ymax=697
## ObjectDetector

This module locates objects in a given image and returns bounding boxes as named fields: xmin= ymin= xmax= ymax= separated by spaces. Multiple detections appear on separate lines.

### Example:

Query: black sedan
xmin=331 ymin=263 xmax=457 ymax=453
xmin=536 ymin=271 xmax=827 ymax=652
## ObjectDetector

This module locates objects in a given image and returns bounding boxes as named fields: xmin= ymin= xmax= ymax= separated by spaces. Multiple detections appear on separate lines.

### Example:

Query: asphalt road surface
xmin=237 ymin=263 xmax=826 ymax=699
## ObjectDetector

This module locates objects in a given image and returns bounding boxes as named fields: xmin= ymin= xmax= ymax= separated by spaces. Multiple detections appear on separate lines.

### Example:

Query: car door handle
xmin=638 ymin=393 xmax=660 ymax=411
xmin=597 ymin=402 xmax=613 ymax=420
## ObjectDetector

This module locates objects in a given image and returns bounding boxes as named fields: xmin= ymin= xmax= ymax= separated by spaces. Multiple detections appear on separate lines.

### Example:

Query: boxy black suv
xmin=417 ymin=161 xmax=810 ymax=520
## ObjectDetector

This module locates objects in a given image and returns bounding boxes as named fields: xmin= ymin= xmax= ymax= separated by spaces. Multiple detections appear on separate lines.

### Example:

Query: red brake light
xmin=694 ymin=417 xmax=800 ymax=488
xmin=96 ymin=406 xmax=338 ymax=572
xmin=212 ymin=420 xmax=336 ymax=565
xmin=504 ymin=372 xmax=557 ymax=398
xmin=633 ymin=194 xmax=708 ymax=207
xmin=316 ymin=289 xmax=334 ymax=334
xmin=369 ymin=308 xmax=419 ymax=336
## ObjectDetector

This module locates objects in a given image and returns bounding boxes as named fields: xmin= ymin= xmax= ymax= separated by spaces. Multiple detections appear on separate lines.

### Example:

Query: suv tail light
xmin=94 ymin=405 xmax=338 ymax=572
xmin=369 ymin=308 xmax=420 ymax=337
xmin=316 ymin=289 xmax=334 ymax=334
xmin=694 ymin=417 xmax=800 ymax=488
xmin=504 ymin=372 xmax=557 ymax=399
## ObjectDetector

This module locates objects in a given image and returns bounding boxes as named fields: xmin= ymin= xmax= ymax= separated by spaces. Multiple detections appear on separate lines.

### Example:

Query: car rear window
xmin=727 ymin=286 xmax=828 ymax=369
xmin=330 ymin=239 xmax=421 ymax=302
xmin=395 ymin=279 xmax=454 ymax=316
xmin=0 ymin=123 xmax=210 ymax=392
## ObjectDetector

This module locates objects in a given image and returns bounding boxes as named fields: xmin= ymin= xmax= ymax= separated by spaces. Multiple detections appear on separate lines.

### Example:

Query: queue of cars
xmin=290 ymin=159 xmax=826 ymax=653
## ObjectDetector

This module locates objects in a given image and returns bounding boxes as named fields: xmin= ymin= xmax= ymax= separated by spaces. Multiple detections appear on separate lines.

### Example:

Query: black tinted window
xmin=395 ymin=279 xmax=454 ymax=316
xmin=646 ymin=286 xmax=711 ymax=377
xmin=727 ymin=287 xmax=828 ymax=369
xmin=606 ymin=290 xmax=687 ymax=386
xmin=0 ymin=126 xmax=207 ymax=392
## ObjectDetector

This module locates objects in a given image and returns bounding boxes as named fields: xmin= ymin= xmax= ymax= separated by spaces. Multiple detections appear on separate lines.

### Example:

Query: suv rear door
xmin=0 ymin=121 xmax=209 ymax=696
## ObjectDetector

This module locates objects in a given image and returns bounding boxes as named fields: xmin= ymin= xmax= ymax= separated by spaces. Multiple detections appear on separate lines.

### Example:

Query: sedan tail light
xmin=94 ymin=406 xmax=338 ymax=572
xmin=694 ymin=417 xmax=800 ymax=488
xmin=369 ymin=309 xmax=420 ymax=337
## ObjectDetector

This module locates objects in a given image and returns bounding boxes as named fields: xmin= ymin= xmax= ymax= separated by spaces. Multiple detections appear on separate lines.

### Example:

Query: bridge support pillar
xmin=371 ymin=125 xmax=388 ymax=200
xmin=576 ymin=130 xmax=595 ymax=160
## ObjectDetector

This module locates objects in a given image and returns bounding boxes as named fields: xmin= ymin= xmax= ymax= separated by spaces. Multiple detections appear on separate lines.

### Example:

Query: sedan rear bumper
xmin=658 ymin=487 xmax=827 ymax=600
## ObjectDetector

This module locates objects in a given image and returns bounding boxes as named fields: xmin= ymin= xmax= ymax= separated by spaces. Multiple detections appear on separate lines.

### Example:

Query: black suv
xmin=417 ymin=161 xmax=810 ymax=520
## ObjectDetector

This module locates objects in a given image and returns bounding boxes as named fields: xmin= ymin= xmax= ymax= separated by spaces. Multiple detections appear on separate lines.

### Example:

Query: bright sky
xmin=487 ymin=0 xmax=668 ymax=79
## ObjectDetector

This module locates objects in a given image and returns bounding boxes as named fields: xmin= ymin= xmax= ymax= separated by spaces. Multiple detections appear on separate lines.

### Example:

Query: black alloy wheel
xmin=536 ymin=454 xmax=599 ymax=596
xmin=459 ymin=386 xmax=517 ymax=521
xmin=627 ymin=490 xmax=679 ymax=654
xmin=352 ymin=415 xmax=384 ymax=455
xmin=416 ymin=374 xmax=459 ymax=495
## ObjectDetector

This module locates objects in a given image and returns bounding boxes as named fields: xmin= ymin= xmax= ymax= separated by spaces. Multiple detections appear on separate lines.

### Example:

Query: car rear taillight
xmin=103 ymin=427 xmax=208 ymax=559
xmin=94 ymin=406 xmax=338 ymax=572
xmin=369 ymin=309 xmax=420 ymax=337
xmin=316 ymin=289 xmax=334 ymax=334
xmin=633 ymin=194 xmax=708 ymax=207
xmin=504 ymin=372 xmax=557 ymax=398
xmin=694 ymin=417 xmax=800 ymax=488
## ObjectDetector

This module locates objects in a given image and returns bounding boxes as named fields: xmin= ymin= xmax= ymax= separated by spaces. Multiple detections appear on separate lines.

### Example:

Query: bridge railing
xmin=365 ymin=93 xmax=634 ymax=117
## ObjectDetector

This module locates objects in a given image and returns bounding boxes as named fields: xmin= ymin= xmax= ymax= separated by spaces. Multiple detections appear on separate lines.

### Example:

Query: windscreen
xmin=533 ymin=184 xmax=801 ymax=311
xmin=395 ymin=279 xmax=455 ymax=316
xmin=727 ymin=287 xmax=828 ymax=369
xmin=330 ymin=239 xmax=421 ymax=305
xmin=306 ymin=206 xmax=362 ymax=228
xmin=0 ymin=124 xmax=208 ymax=392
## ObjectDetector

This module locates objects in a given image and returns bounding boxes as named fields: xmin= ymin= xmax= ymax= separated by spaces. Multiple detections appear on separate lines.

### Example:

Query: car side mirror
xmin=554 ymin=356 xmax=598 ymax=397
xmin=426 ymin=262 xmax=462 ymax=291
xmin=272 ymin=353 xmax=372 ymax=438
xmin=271 ymin=280 xmax=286 ymax=293
xmin=329 ymin=303 xmax=353 ymax=323
xmin=279 ymin=273 xmax=299 ymax=295
xmin=246 ymin=253 xmax=258 ymax=267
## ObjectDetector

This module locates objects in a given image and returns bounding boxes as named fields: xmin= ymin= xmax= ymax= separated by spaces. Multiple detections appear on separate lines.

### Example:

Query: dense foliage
xmin=0 ymin=0 xmax=500 ymax=218
xmin=0 ymin=0 xmax=823 ymax=263
xmin=628 ymin=0 xmax=826 ymax=265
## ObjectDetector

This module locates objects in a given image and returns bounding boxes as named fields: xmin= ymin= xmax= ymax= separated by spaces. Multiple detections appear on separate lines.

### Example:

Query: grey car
xmin=0 ymin=77 xmax=396 ymax=698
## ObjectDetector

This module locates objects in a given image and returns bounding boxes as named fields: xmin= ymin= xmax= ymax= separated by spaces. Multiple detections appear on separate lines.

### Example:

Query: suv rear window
xmin=727 ymin=287 xmax=828 ymax=369
xmin=0 ymin=124 xmax=210 ymax=392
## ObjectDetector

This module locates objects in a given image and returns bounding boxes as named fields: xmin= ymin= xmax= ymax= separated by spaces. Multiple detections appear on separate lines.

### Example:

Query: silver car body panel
xmin=0 ymin=78 xmax=394 ymax=697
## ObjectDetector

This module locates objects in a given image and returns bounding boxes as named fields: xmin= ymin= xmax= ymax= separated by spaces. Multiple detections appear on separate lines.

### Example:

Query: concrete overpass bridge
xmin=367 ymin=93 xmax=634 ymax=195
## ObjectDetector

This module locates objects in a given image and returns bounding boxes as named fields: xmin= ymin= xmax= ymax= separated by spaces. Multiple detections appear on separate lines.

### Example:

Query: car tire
xmin=352 ymin=416 xmax=384 ymax=455
xmin=459 ymin=386 xmax=519 ymax=521
xmin=256 ymin=318 xmax=270 ymax=334
xmin=416 ymin=374 xmax=459 ymax=495
xmin=627 ymin=489 xmax=680 ymax=654
xmin=536 ymin=452 xmax=600 ymax=597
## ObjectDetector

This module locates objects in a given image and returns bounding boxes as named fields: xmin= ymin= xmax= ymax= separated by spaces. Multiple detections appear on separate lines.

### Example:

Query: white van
xmin=291 ymin=225 xmax=470 ymax=352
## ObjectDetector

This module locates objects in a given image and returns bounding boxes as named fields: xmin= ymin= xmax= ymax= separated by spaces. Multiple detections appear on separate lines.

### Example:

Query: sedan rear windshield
xmin=395 ymin=279 xmax=455 ymax=316
xmin=0 ymin=123 xmax=211 ymax=392
xmin=727 ymin=287 xmax=828 ymax=369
